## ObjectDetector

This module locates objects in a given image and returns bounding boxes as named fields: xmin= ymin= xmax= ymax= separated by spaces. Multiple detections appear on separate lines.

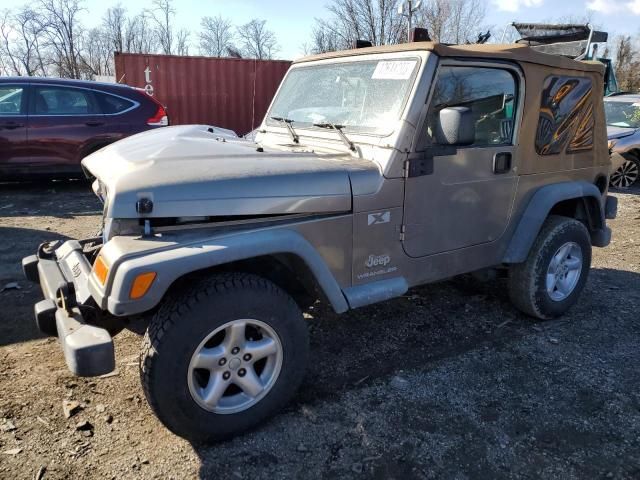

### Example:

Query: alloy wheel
xmin=546 ymin=242 xmax=583 ymax=302
xmin=187 ymin=319 xmax=283 ymax=414
xmin=610 ymin=160 xmax=639 ymax=189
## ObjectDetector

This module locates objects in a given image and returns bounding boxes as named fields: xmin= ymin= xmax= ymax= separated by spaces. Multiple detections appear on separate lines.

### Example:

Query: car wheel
xmin=508 ymin=215 xmax=591 ymax=320
xmin=610 ymin=156 xmax=639 ymax=189
xmin=140 ymin=273 xmax=309 ymax=442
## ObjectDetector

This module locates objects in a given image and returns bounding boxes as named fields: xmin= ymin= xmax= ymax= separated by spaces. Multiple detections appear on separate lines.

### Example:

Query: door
xmin=27 ymin=84 xmax=107 ymax=170
xmin=403 ymin=64 xmax=521 ymax=258
xmin=0 ymin=83 xmax=29 ymax=173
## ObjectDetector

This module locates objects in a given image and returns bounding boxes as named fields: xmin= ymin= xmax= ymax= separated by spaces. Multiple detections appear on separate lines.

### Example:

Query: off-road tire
xmin=140 ymin=273 xmax=309 ymax=442
xmin=508 ymin=215 xmax=591 ymax=320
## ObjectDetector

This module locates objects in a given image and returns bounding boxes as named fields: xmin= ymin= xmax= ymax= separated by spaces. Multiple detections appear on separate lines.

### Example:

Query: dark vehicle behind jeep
xmin=0 ymin=77 xmax=168 ymax=180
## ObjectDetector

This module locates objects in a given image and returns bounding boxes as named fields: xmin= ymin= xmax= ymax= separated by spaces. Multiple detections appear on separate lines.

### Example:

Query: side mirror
xmin=435 ymin=106 xmax=475 ymax=146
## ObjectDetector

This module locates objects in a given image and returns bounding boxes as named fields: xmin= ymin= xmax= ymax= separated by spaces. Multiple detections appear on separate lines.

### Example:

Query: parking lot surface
xmin=0 ymin=182 xmax=639 ymax=479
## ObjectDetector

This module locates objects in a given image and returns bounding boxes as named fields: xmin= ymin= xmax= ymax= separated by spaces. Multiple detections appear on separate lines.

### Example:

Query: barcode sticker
xmin=371 ymin=60 xmax=417 ymax=80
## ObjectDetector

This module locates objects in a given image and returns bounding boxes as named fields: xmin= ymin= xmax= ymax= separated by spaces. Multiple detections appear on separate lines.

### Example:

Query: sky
xmin=2 ymin=0 xmax=636 ymax=60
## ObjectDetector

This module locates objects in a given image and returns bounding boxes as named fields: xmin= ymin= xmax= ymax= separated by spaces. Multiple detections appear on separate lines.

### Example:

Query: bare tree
xmin=308 ymin=0 xmax=486 ymax=54
xmin=1 ymin=7 xmax=49 ymax=76
xmin=199 ymin=15 xmax=234 ymax=57
xmin=127 ymin=11 xmax=158 ymax=54
xmin=236 ymin=19 xmax=278 ymax=59
xmin=306 ymin=24 xmax=345 ymax=54
xmin=615 ymin=35 xmax=640 ymax=92
xmin=309 ymin=0 xmax=405 ymax=54
xmin=150 ymin=0 xmax=174 ymax=54
xmin=103 ymin=5 xmax=127 ymax=53
xmin=39 ymin=0 xmax=85 ymax=78
xmin=414 ymin=0 xmax=486 ymax=44
xmin=176 ymin=28 xmax=189 ymax=56
xmin=79 ymin=26 xmax=112 ymax=77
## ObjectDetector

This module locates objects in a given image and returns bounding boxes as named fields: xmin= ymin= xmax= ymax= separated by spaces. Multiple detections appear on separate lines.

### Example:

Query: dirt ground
xmin=0 ymin=181 xmax=638 ymax=480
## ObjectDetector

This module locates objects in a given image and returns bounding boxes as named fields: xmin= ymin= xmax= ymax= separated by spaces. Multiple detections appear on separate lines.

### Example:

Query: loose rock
xmin=2 ymin=448 xmax=22 ymax=455
xmin=390 ymin=375 xmax=409 ymax=390
xmin=0 ymin=418 xmax=16 ymax=432
xmin=62 ymin=400 xmax=83 ymax=419
xmin=76 ymin=420 xmax=93 ymax=431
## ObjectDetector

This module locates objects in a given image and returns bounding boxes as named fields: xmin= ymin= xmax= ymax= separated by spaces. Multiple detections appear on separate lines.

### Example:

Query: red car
xmin=0 ymin=77 xmax=168 ymax=180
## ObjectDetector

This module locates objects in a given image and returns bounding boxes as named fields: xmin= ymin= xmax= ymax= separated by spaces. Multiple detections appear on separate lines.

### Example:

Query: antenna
xmin=397 ymin=0 xmax=422 ymax=42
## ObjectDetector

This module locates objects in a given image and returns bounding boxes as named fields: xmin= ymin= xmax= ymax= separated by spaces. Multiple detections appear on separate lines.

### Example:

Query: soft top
xmin=295 ymin=42 xmax=604 ymax=74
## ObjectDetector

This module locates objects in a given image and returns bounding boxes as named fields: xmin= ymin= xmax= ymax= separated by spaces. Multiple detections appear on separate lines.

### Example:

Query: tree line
xmin=0 ymin=0 xmax=280 ymax=78
xmin=0 ymin=0 xmax=632 ymax=91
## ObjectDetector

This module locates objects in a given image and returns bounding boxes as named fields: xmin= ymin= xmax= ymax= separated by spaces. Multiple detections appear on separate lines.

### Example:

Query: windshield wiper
xmin=313 ymin=123 xmax=356 ymax=152
xmin=270 ymin=116 xmax=299 ymax=144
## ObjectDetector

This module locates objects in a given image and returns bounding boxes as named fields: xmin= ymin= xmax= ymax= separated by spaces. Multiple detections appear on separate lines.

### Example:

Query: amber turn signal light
xmin=93 ymin=256 xmax=109 ymax=285
xmin=130 ymin=272 xmax=157 ymax=299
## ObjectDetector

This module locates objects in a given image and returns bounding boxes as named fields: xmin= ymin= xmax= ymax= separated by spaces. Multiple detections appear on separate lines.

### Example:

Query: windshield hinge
xmin=403 ymin=159 xmax=410 ymax=179
xmin=399 ymin=224 xmax=406 ymax=241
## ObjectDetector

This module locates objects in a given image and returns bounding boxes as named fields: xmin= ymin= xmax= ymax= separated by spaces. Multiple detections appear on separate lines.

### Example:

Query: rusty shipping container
xmin=114 ymin=52 xmax=291 ymax=135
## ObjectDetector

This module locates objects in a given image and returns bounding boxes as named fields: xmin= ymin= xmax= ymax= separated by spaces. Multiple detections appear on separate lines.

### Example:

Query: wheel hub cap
xmin=228 ymin=358 xmax=241 ymax=370
xmin=187 ymin=319 xmax=283 ymax=414
xmin=546 ymin=242 xmax=583 ymax=302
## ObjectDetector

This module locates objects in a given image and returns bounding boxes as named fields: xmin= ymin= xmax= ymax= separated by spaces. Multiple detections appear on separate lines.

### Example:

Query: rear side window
xmin=426 ymin=66 xmax=518 ymax=147
xmin=33 ymin=86 xmax=97 ymax=115
xmin=95 ymin=91 xmax=135 ymax=114
xmin=0 ymin=86 xmax=24 ymax=115
xmin=535 ymin=75 xmax=594 ymax=155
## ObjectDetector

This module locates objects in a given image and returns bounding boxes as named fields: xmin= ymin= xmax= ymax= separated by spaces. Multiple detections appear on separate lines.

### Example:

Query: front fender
xmin=104 ymin=229 xmax=349 ymax=316
xmin=503 ymin=181 xmax=607 ymax=264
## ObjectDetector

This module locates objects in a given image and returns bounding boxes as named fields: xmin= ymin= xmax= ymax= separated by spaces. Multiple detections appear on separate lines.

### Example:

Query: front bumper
xmin=22 ymin=240 xmax=115 ymax=377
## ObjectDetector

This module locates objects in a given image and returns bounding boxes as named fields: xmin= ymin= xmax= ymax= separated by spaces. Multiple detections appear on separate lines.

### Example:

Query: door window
xmin=95 ymin=92 xmax=135 ymax=114
xmin=32 ymin=86 xmax=97 ymax=115
xmin=425 ymin=66 xmax=517 ymax=147
xmin=0 ymin=86 xmax=24 ymax=115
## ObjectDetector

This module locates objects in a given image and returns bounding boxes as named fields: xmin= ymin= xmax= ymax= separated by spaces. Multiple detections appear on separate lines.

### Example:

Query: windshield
xmin=267 ymin=58 xmax=419 ymax=135
xmin=605 ymin=100 xmax=640 ymax=128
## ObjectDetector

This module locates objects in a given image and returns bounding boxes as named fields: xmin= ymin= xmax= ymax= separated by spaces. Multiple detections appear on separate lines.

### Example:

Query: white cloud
xmin=492 ymin=0 xmax=544 ymax=12
xmin=587 ymin=0 xmax=640 ymax=14
xmin=626 ymin=0 xmax=640 ymax=14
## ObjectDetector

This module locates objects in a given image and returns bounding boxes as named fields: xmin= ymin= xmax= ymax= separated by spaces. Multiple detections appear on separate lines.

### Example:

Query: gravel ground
xmin=0 ymin=181 xmax=638 ymax=480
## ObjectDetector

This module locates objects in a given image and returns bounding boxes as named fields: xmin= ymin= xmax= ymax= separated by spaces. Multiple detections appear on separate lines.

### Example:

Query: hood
xmin=607 ymin=126 xmax=638 ymax=140
xmin=83 ymin=125 xmax=380 ymax=219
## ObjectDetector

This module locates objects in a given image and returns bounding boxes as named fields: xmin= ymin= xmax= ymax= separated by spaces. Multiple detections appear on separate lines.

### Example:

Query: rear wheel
xmin=508 ymin=215 xmax=591 ymax=319
xmin=610 ymin=156 xmax=639 ymax=189
xmin=140 ymin=273 xmax=309 ymax=442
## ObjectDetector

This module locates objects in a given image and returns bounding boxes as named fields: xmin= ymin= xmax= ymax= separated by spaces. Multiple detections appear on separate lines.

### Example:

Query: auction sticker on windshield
xmin=371 ymin=60 xmax=417 ymax=80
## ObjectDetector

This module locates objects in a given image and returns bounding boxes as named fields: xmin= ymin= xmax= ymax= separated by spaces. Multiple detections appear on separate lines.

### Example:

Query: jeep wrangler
xmin=22 ymin=41 xmax=617 ymax=442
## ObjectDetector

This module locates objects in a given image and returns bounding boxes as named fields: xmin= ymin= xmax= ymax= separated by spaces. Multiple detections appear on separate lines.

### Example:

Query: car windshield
xmin=605 ymin=100 xmax=640 ymax=128
xmin=267 ymin=58 xmax=419 ymax=135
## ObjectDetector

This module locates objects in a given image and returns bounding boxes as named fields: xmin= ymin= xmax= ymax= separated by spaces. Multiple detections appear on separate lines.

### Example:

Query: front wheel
xmin=140 ymin=273 xmax=309 ymax=442
xmin=508 ymin=215 xmax=592 ymax=319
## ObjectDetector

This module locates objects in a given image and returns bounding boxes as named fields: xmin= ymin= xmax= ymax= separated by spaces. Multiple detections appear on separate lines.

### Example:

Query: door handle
xmin=493 ymin=152 xmax=512 ymax=174
xmin=0 ymin=122 xmax=24 ymax=130
xmin=85 ymin=121 xmax=104 ymax=127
